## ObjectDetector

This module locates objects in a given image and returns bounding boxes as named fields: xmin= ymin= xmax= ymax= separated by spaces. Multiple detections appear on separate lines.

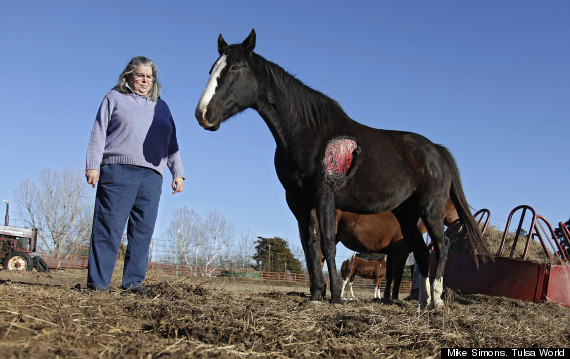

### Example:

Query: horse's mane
xmin=252 ymin=52 xmax=351 ymax=130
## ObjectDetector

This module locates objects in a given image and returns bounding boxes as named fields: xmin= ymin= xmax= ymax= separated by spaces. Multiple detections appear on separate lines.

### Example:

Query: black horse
xmin=195 ymin=29 xmax=491 ymax=308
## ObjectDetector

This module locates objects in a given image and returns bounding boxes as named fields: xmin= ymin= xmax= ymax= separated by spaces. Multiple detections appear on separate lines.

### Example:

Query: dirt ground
xmin=0 ymin=269 xmax=568 ymax=358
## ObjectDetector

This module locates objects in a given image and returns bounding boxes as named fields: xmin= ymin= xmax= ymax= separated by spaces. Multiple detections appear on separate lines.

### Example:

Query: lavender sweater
xmin=86 ymin=89 xmax=185 ymax=179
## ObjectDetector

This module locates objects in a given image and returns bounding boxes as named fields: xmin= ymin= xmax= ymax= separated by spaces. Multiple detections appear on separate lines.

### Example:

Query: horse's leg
xmin=307 ymin=208 xmax=327 ymax=301
xmin=423 ymin=218 xmax=449 ymax=308
xmin=316 ymin=190 xmax=341 ymax=303
xmin=417 ymin=192 xmax=449 ymax=308
xmin=349 ymin=279 xmax=355 ymax=298
xmin=341 ymin=277 xmax=348 ymax=298
xmin=378 ymin=273 xmax=385 ymax=299
xmin=383 ymin=253 xmax=394 ymax=300
xmin=374 ymin=276 xmax=381 ymax=299
xmin=391 ymin=247 xmax=409 ymax=301
xmin=395 ymin=212 xmax=430 ymax=309
xmin=287 ymin=195 xmax=326 ymax=301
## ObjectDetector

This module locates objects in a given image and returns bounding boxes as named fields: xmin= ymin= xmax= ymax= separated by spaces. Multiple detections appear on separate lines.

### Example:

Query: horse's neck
xmin=256 ymin=104 xmax=313 ymax=155
xmin=254 ymin=58 xmax=338 ymax=156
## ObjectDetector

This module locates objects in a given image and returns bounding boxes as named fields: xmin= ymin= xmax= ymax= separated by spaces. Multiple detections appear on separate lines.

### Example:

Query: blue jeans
xmin=87 ymin=164 xmax=162 ymax=290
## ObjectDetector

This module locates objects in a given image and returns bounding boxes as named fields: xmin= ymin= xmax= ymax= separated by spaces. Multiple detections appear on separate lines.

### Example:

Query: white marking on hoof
xmin=340 ymin=278 xmax=348 ymax=298
xmin=431 ymin=277 xmax=445 ymax=309
xmin=374 ymin=287 xmax=380 ymax=299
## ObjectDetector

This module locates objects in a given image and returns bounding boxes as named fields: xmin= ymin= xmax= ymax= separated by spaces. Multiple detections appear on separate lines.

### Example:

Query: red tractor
xmin=0 ymin=224 xmax=49 ymax=272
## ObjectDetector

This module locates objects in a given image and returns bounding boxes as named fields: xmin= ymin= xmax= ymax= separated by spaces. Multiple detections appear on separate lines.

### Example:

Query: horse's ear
xmin=242 ymin=29 xmax=256 ymax=53
xmin=218 ymin=34 xmax=228 ymax=55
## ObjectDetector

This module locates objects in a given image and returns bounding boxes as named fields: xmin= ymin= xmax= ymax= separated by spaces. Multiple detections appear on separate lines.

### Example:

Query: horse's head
xmin=195 ymin=29 xmax=258 ymax=131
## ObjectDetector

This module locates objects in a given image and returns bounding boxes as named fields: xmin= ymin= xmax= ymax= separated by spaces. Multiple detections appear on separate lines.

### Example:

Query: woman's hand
xmin=86 ymin=169 xmax=100 ymax=188
xmin=172 ymin=177 xmax=184 ymax=194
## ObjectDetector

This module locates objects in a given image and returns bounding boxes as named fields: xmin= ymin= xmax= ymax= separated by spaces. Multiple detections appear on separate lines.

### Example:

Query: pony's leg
xmin=341 ymin=278 xmax=348 ymax=298
xmin=383 ymin=253 xmax=394 ymax=300
xmin=316 ymin=191 xmax=342 ymax=303
xmin=395 ymin=212 xmax=430 ymax=309
xmin=349 ymin=281 xmax=355 ymax=298
xmin=391 ymin=248 xmax=409 ymax=301
xmin=374 ymin=277 xmax=382 ymax=299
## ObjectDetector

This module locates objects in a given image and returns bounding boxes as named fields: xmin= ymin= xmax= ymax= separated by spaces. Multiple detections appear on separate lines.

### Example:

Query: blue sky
xmin=1 ymin=1 xmax=568 ymax=262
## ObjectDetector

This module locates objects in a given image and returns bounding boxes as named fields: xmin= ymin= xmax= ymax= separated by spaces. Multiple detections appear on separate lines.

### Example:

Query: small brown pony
xmin=334 ymin=199 xmax=458 ymax=301
xmin=340 ymin=256 xmax=387 ymax=299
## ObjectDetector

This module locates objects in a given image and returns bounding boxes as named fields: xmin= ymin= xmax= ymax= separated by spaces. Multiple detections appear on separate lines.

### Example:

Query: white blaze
xmin=197 ymin=55 xmax=227 ymax=121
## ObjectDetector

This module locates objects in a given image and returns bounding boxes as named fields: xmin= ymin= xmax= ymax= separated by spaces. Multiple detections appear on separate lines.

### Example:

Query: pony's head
xmin=195 ymin=29 xmax=258 ymax=131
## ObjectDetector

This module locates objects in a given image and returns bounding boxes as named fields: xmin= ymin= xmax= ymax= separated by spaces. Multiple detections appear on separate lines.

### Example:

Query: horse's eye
xmin=230 ymin=65 xmax=239 ymax=71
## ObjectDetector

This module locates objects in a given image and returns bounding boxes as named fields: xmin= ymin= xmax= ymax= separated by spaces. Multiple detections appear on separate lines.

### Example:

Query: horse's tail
xmin=440 ymin=145 xmax=493 ymax=268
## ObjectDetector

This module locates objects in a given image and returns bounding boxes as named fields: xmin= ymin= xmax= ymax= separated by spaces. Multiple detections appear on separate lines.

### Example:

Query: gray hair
xmin=113 ymin=56 xmax=161 ymax=101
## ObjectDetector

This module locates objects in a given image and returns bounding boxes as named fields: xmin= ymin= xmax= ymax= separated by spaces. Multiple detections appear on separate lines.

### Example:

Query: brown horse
xmin=333 ymin=199 xmax=458 ymax=301
xmin=340 ymin=256 xmax=387 ymax=299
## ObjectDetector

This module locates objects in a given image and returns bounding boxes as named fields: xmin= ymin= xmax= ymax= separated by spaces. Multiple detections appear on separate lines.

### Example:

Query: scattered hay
xmin=0 ymin=270 xmax=568 ymax=358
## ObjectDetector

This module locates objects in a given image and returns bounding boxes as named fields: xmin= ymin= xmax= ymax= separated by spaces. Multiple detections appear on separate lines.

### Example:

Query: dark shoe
xmin=123 ymin=286 xmax=151 ymax=294
xmin=404 ymin=289 xmax=419 ymax=301
xmin=87 ymin=284 xmax=107 ymax=292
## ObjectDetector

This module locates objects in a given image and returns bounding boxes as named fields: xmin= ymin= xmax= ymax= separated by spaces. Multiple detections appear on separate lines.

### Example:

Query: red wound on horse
xmin=324 ymin=138 xmax=358 ymax=177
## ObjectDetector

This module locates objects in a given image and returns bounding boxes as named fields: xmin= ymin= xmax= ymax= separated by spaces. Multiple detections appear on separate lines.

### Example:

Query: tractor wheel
xmin=2 ymin=251 xmax=33 ymax=271
xmin=33 ymin=256 xmax=50 ymax=272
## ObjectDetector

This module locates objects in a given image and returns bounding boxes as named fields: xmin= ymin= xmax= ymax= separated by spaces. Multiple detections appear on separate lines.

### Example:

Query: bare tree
xmin=166 ymin=206 xmax=203 ymax=266
xmin=228 ymin=229 xmax=256 ymax=269
xmin=202 ymin=210 xmax=235 ymax=268
xmin=14 ymin=167 xmax=93 ymax=257
xmin=166 ymin=208 xmax=235 ymax=272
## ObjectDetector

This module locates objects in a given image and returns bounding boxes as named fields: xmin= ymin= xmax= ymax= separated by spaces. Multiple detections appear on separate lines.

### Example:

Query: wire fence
xmin=33 ymin=245 xmax=412 ymax=294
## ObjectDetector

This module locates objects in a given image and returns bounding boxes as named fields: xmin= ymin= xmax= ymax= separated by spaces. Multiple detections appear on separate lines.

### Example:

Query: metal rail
xmin=497 ymin=205 xmax=568 ymax=264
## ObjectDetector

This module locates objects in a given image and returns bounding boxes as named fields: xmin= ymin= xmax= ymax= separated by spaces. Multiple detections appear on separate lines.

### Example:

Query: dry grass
xmin=0 ymin=269 xmax=568 ymax=358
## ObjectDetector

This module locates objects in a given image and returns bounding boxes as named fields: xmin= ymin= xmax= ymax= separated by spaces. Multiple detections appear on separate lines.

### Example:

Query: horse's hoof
xmin=431 ymin=299 xmax=445 ymax=309
xmin=380 ymin=298 xmax=393 ymax=304
xmin=308 ymin=300 xmax=323 ymax=305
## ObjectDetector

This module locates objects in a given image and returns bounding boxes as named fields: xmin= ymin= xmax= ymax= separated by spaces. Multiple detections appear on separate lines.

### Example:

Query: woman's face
xmin=128 ymin=65 xmax=154 ymax=96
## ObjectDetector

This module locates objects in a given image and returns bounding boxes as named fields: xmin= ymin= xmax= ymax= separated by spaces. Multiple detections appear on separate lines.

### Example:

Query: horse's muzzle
xmin=195 ymin=108 xmax=220 ymax=131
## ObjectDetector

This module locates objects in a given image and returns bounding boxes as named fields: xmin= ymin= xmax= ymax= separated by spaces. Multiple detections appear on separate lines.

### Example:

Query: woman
xmin=85 ymin=56 xmax=185 ymax=292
